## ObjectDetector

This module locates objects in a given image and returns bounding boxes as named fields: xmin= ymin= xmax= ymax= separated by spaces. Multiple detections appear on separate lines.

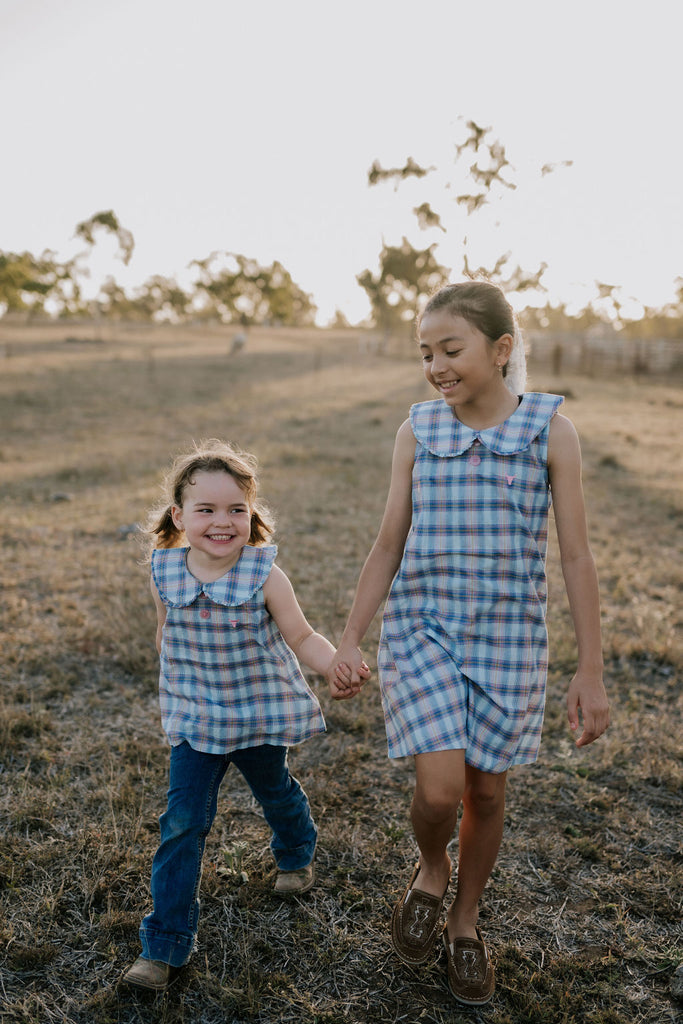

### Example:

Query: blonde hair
xmin=144 ymin=439 xmax=274 ymax=556
xmin=420 ymin=281 xmax=527 ymax=395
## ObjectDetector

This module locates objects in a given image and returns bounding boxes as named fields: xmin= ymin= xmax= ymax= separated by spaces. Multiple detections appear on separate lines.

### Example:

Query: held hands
xmin=567 ymin=670 xmax=610 ymax=747
xmin=326 ymin=643 xmax=371 ymax=701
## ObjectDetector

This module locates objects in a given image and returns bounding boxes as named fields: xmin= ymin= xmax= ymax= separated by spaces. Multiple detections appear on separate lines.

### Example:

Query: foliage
xmin=620 ymin=277 xmax=683 ymax=339
xmin=520 ymin=279 xmax=683 ymax=340
xmin=0 ymin=249 xmax=80 ymax=316
xmin=359 ymin=119 xmax=556 ymax=328
xmin=98 ymin=274 xmax=191 ymax=322
xmin=361 ymin=122 xmax=682 ymax=339
xmin=0 ymin=211 xmax=136 ymax=319
xmin=367 ymin=155 xmax=435 ymax=187
xmin=520 ymin=302 xmax=607 ymax=333
xmin=0 ymin=211 xmax=316 ymax=326
xmin=356 ymin=238 xmax=449 ymax=330
xmin=190 ymin=251 xmax=317 ymax=326
xmin=95 ymin=275 xmax=139 ymax=319
xmin=75 ymin=209 xmax=135 ymax=266
xmin=2 ymin=184 xmax=681 ymax=334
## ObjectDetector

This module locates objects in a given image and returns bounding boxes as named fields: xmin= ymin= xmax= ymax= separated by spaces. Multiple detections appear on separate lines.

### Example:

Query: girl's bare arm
xmin=263 ymin=566 xmax=370 ymax=691
xmin=327 ymin=417 xmax=416 ymax=685
xmin=548 ymin=414 xmax=609 ymax=746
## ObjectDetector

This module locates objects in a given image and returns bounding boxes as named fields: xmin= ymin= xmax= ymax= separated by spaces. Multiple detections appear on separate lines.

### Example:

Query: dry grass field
xmin=0 ymin=322 xmax=681 ymax=1024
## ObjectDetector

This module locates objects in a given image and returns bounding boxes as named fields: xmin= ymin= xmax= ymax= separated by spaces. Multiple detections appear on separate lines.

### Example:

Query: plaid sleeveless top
xmin=151 ymin=544 xmax=326 ymax=754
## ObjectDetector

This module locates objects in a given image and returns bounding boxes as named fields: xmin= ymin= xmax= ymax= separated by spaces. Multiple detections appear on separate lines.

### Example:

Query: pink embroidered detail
xmin=505 ymin=475 xmax=515 ymax=486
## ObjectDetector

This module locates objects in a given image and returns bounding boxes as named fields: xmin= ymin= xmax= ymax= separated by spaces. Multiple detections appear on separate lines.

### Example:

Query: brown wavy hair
xmin=143 ymin=439 xmax=274 ymax=555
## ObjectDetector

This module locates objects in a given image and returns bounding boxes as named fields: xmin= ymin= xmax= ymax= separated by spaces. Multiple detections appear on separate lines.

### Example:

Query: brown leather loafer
xmin=122 ymin=956 xmax=180 ymax=992
xmin=442 ymin=924 xmax=495 ymax=1005
xmin=391 ymin=862 xmax=449 ymax=966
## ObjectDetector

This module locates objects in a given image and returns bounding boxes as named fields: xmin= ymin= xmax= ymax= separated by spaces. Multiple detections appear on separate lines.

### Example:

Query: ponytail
xmin=504 ymin=322 xmax=527 ymax=396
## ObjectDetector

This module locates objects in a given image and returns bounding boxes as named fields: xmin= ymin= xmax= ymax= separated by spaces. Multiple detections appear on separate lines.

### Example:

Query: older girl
xmin=329 ymin=282 xmax=609 ymax=1006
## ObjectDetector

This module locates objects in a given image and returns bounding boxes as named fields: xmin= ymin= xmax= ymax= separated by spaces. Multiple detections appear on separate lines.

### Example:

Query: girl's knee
xmin=413 ymin=750 xmax=466 ymax=822
xmin=413 ymin=780 xmax=463 ymax=823
xmin=463 ymin=772 xmax=507 ymax=818
xmin=159 ymin=803 xmax=205 ymax=840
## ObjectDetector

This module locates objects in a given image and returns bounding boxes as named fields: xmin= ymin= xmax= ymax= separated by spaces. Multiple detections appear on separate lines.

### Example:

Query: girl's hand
xmin=328 ymin=662 xmax=358 ymax=700
xmin=567 ymin=671 xmax=610 ymax=747
xmin=326 ymin=650 xmax=371 ymax=700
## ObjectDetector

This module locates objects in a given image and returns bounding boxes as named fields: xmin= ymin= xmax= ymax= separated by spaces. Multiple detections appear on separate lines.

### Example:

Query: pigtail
xmin=249 ymin=506 xmax=275 ymax=545
xmin=151 ymin=506 xmax=184 ymax=549
xmin=138 ymin=503 xmax=184 ymax=562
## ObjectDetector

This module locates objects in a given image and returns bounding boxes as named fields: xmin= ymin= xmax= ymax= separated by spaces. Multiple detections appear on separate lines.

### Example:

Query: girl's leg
xmin=390 ymin=750 xmax=465 ymax=964
xmin=446 ymin=764 xmax=507 ymax=941
xmin=411 ymin=749 xmax=467 ymax=897
xmin=230 ymin=744 xmax=317 ymax=871
xmin=139 ymin=742 xmax=229 ymax=967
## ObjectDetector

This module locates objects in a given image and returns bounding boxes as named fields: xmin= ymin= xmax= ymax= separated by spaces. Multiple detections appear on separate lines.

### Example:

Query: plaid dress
xmin=378 ymin=392 xmax=564 ymax=770
xmin=152 ymin=545 xmax=326 ymax=755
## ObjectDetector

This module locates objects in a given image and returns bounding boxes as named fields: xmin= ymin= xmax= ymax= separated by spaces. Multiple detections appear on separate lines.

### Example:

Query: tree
xmin=359 ymin=119 xmax=564 ymax=327
xmin=189 ymin=252 xmax=316 ymax=326
xmin=356 ymin=238 xmax=450 ymax=332
xmin=0 ymin=211 xmax=134 ymax=319
xmin=96 ymin=276 xmax=138 ymax=320
xmin=74 ymin=210 xmax=134 ymax=266
xmin=92 ymin=274 xmax=189 ymax=321
xmin=73 ymin=210 xmax=136 ymax=321
xmin=0 ymin=249 xmax=79 ymax=317
xmin=619 ymin=279 xmax=683 ymax=340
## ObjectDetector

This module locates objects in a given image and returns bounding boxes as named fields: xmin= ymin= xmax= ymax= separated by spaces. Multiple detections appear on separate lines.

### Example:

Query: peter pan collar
xmin=410 ymin=392 xmax=564 ymax=457
xmin=151 ymin=544 xmax=277 ymax=608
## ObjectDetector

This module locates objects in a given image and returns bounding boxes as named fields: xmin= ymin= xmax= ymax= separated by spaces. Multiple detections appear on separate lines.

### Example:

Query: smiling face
xmin=418 ymin=310 xmax=512 ymax=412
xmin=171 ymin=469 xmax=252 ymax=576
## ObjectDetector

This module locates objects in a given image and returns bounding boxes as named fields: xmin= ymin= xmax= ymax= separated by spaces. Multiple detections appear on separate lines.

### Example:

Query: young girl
xmin=124 ymin=440 xmax=366 ymax=992
xmin=328 ymin=281 xmax=609 ymax=1006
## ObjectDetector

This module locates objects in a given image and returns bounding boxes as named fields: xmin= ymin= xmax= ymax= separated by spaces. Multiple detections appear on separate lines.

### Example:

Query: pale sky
xmin=1 ymin=0 xmax=681 ymax=324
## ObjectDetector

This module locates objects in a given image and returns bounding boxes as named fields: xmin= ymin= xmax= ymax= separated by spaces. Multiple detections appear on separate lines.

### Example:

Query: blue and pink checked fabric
xmin=378 ymin=393 xmax=564 ymax=770
xmin=151 ymin=545 xmax=325 ymax=755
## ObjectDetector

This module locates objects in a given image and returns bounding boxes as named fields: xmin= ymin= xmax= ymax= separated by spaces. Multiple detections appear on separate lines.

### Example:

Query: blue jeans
xmin=139 ymin=741 xmax=317 ymax=966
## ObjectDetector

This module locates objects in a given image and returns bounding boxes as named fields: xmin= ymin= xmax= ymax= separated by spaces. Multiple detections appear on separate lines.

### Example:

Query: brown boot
xmin=122 ymin=956 xmax=180 ymax=992
xmin=274 ymin=861 xmax=315 ymax=895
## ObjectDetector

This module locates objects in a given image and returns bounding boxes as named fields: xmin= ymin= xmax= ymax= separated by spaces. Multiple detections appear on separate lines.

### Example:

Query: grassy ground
xmin=0 ymin=322 xmax=681 ymax=1023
